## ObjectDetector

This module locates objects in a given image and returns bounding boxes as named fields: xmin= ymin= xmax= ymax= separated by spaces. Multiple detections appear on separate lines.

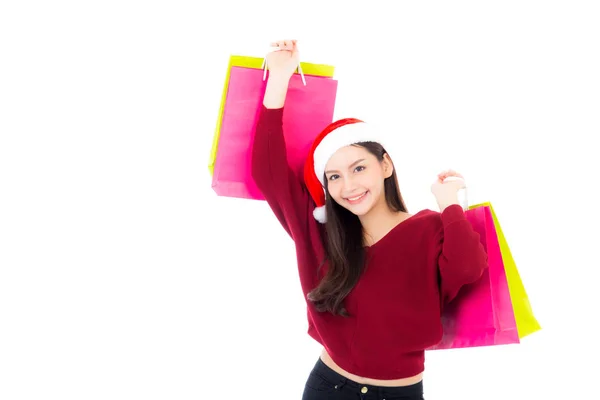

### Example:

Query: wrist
xmin=437 ymin=196 xmax=461 ymax=212
xmin=263 ymin=73 xmax=291 ymax=109
xmin=267 ymin=72 xmax=292 ymax=84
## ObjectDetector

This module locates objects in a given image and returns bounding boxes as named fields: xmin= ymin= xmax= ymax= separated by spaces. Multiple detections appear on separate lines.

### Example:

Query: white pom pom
xmin=313 ymin=205 xmax=327 ymax=223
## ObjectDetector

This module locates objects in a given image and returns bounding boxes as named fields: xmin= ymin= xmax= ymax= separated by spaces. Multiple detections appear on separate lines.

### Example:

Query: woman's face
xmin=324 ymin=144 xmax=393 ymax=217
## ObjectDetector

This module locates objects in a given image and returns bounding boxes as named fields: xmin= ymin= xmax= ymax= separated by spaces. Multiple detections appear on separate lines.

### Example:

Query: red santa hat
xmin=303 ymin=118 xmax=385 ymax=223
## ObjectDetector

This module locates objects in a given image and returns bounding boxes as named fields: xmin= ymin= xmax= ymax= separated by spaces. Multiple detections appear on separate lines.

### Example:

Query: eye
xmin=328 ymin=174 xmax=340 ymax=181
xmin=354 ymin=165 xmax=365 ymax=172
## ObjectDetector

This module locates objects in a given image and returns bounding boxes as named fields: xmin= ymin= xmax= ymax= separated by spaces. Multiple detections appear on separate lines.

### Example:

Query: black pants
xmin=302 ymin=358 xmax=424 ymax=400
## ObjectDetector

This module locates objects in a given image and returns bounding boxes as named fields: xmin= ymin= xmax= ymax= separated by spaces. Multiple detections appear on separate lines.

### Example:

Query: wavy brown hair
xmin=307 ymin=142 xmax=407 ymax=317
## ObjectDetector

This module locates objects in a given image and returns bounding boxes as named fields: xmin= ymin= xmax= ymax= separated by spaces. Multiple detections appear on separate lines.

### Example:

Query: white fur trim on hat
xmin=313 ymin=205 xmax=327 ymax=223
xmin=313 ymin=122 xmax=382 ymax=185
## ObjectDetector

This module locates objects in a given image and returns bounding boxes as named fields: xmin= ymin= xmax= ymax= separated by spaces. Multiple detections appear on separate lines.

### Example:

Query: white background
xmin=1 ymin=1 xmax=599 ymax=399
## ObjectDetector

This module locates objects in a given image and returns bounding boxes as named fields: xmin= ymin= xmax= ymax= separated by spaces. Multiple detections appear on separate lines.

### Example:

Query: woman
xmin=251 ymin=39 xmax=488 ymax=400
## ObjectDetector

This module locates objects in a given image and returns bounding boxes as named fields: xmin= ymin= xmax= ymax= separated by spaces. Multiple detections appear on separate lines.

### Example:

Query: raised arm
xmin=251 ymin=40 xmax=316 ymax=240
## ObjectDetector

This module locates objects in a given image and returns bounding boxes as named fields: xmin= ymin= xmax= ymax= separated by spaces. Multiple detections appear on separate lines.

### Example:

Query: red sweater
xmin=251 ymin=106 xmax=488 ymax=380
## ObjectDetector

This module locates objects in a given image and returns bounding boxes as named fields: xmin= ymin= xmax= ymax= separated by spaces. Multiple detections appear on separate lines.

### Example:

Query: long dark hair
xmin=307 ymin=142 xmax=407 ymax=317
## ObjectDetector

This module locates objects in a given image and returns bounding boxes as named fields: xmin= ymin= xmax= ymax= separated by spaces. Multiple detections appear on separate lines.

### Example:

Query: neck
xmin=359 ymin=202 xmax=405 ymax=246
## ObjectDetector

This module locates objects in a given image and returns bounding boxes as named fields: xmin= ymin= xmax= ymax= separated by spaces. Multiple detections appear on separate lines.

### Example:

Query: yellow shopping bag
xmin=470 ymin=202 xmax=541 ymax=339
xmin=208 ymin=55 xmax=336 ymax=175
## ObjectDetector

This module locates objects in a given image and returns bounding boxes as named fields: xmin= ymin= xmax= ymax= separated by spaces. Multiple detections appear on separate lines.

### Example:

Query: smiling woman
xmin=251 ymin=39 xmax=488 ymax=400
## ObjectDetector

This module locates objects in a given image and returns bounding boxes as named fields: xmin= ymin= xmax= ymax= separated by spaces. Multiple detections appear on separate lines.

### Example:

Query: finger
xmin=450 ymin=180 xmax=467 ymax=189
xmin=439 ymin=170 xmax=463 ymax=180
xmin=272 ymin=40 xmax=287 ymax=48
xmin=286 ymin=40 xmax=297 ymax=50
xmin=444 ymin=179 xmax=466 ymax=190
xmin=446 ymin=169 xmax=463 ymax=178
xmin=446 ymin=172 xmax=464 ymax=180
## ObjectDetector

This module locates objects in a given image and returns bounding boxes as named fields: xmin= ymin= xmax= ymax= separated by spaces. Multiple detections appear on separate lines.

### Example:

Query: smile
xmin=345 ymin=191 xmax=368 ymax=204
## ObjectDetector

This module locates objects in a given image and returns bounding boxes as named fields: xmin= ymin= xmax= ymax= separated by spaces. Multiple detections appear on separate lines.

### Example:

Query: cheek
xmin=326 ymin=181 xmax=342 ymax=200
xmin=363 ymin=175 xmax=387 ymax=200
xmin=363 ymin=170 xmax=385 ymax=190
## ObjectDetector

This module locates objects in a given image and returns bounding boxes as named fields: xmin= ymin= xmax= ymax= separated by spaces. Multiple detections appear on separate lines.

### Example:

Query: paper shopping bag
xmin=210 ymin=65 xmax=338 ymax=200
xmin=474 ymin=202 xmax=542 ymax=339
xmin=208 ymin=55 xmax=335 ymax=175
xmin=429 ymin=205 xmax=519 ymax=349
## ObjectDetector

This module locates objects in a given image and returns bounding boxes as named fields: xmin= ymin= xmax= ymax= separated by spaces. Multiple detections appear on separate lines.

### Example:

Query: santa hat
xmin=303 ymin=118 xmax=385 ymax=223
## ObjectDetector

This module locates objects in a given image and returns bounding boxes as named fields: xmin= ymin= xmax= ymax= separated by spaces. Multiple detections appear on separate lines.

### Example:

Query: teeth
xmin=348 ymin=193 xmax=366 ymax=201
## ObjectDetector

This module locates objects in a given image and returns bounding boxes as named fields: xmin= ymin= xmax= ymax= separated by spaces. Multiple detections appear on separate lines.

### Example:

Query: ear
xmin=382 ymin=153 xmax=394 ymax=178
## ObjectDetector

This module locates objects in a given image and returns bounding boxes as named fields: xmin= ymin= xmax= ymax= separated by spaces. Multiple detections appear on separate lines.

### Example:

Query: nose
xmin=342 ymin=175 xmax=357 ymax=194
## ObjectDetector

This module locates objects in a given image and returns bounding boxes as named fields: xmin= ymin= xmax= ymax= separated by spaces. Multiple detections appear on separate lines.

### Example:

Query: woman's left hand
xmin=431 ymin=169 xmax=466 ymax=212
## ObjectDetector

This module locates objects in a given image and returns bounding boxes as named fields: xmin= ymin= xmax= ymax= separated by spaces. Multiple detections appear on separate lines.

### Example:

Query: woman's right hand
xmin=265 ymin=39 xmax=300 ymax=81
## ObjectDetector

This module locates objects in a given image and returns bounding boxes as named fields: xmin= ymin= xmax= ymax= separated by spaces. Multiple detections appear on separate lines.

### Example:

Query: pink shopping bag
xmin=428 ymin=205 xmax=519 ymax=349
xmin=211 ymin=66 xmax=338 ymax=200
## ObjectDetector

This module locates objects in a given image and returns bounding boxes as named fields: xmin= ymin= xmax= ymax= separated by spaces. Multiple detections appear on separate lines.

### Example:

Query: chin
xmin=348 ymin=204 xmax=374 ymax=218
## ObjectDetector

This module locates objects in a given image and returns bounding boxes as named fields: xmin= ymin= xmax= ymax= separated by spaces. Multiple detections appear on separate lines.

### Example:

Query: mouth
xmin=344 ymin=191 xmax=368 ymax=205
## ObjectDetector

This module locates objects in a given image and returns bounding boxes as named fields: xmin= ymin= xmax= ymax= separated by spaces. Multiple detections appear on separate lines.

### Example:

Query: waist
xmin=320 ymin=348 xmax=423 ymax=387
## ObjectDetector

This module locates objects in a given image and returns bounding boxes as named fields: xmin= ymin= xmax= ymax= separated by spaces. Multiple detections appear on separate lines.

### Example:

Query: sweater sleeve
xmin=436 ymin=204 xmax=489 ymax=304
xmin=251 ymin=105 xmax=316 ymax=240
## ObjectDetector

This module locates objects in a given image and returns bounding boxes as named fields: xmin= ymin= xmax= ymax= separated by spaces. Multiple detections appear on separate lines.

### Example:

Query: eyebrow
xmin=325 ymin=159 xmax=366 ymax=174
